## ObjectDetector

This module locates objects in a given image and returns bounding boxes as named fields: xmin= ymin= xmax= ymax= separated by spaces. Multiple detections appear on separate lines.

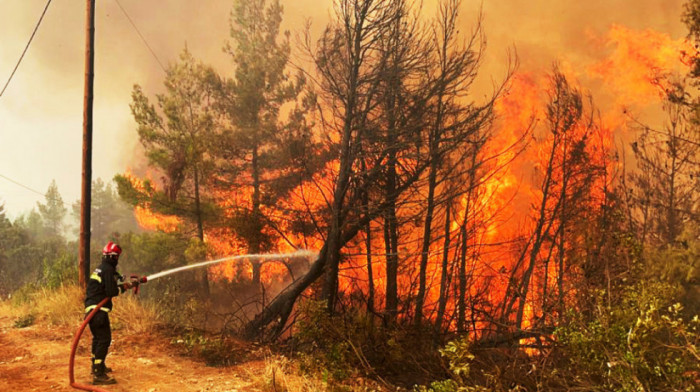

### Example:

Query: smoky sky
xmin=0 ymin=0 xmax=687 ymax=219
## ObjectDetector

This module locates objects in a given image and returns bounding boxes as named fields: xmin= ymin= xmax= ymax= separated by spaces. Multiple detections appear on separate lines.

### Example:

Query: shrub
xmin=13 ymin=313 xmax=35 ymax=328
xmin=42 ymin=250 xmax=77 ymax=289
xmin=555 ymin=281 xmax=699 ymax=391
xmin=293 ymin=299 xmax=445 ymax=388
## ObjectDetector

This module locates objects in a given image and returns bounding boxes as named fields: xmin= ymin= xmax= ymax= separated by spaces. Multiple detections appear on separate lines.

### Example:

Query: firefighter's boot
xmin=92 ymin=357 xmax=112 ymax=373
xmin=92 ymin=360 xmax=117 ymax=385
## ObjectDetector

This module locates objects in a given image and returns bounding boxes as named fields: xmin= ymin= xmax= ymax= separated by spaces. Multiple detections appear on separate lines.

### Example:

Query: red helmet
xmin=102 ymin=241 xmax=122 ymax=257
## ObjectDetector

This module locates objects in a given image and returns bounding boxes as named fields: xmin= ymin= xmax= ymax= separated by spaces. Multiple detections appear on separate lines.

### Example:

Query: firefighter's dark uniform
xmin=84 ymin=258 xmax=123 ymax=373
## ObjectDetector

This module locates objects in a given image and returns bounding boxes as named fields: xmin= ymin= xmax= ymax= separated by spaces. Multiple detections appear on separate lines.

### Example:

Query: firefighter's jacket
xmin=84 ymin=260 xmax=122 ymax=313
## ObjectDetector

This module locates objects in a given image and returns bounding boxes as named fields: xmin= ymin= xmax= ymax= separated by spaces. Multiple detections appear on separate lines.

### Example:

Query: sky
xmin=0 ymin=0 xmax=688 ymax=219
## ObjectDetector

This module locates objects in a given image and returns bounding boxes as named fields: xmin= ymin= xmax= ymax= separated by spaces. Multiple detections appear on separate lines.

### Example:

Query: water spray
xmin=68 ymin=249 xmax=316 ymax=391
xmin=144 ymin=249 xmax=317 ymax=281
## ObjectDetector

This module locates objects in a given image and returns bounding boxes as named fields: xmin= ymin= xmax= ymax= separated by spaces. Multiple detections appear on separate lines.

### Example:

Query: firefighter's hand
xmin=119 ymin=282 xmax=133 ymax=293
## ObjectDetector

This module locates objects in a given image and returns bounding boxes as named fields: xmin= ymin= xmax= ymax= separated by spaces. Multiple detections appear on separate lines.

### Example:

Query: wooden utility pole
xmin=79 ymin=0 xmax=95 ymax=288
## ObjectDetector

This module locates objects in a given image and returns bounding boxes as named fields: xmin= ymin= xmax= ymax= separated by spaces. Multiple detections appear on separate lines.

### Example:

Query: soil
xmin=0 ymin=312 xmax=268 ymax=392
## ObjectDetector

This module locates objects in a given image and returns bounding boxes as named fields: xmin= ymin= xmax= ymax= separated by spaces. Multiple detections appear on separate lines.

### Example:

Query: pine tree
xmin=37 ymin=180 xmax=66 ymax=238
xmin=72 ymin=178 xmax=139 ymax=245
xmin=213 ymin=0 xmax=317 ymax=285
xmin=116 ymin=48 xmax=218 ymax=242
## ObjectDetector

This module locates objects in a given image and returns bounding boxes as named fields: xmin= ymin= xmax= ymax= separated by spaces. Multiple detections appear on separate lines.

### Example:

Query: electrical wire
xmin=112 ymin=0 xmax=167 ymax=73
xmin=0 ymin=173 xmax=47 ymax=198
xmin=0 ymin=173 xmax=66 ymax=205
xmin=0 ymin=0 xmax=53 ymax=99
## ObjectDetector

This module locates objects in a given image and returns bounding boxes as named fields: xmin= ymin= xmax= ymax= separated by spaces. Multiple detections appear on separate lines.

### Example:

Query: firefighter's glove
xmin=118 ymin=282 xmax=133 ymax=294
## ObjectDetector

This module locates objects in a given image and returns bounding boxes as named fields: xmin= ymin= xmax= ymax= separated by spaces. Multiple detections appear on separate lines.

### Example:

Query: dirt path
xmin=0 ymin=312 xmax=266 ymax=392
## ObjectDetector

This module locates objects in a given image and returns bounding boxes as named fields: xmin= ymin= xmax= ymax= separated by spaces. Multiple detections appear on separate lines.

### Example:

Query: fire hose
xmin=69 ymin=275 xmax=147 ymax=392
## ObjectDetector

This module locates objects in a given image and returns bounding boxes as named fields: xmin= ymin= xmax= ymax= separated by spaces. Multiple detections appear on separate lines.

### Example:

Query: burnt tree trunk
xmin=435 ymin=201 xmax=452 ymax=332
xmin=193 ymin=163 xmax=210 ymax=296
xmin=251 ymin=143 xmax=262 ymax=287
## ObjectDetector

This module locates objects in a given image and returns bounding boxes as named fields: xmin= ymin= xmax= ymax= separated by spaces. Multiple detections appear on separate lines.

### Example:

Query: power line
xmin=113 ymin=0 xmax=167 ymax=73
xmin=0 ymin=0 xmax=53 ymax=99
xmin=0 ymin=173 xmax=66 ymax=205
xmin=0 ymin=173 xmax=46 ymax=198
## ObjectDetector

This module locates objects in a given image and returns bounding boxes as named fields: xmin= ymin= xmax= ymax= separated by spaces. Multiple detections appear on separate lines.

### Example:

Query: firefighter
xmin=84 ymin=241 xmax=132 ymax=385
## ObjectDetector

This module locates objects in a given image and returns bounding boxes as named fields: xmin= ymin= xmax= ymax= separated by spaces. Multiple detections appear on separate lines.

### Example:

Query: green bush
xmin=294 ymin=300 xmax=354 ymax=382
xmin=555 ymin=281 xmax=699 ymax=391
xmin=42 ymin=250 xmax=76 ymax=289
xmin=293 ymin=300 xmax=446 ymax=388
xmin=13 ymin=313 xmax=35 ymax=328
xmin=170 ymin=328 xmax=242 ymax=366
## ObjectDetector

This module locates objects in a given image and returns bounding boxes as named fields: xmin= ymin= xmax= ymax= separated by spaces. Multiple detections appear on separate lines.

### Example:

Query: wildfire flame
xmin=123 ymin=170 xmax=182 ymax=232
xmin=589 ymin=24 xmax=693 ymax=106
xmin=127 ymin=23 xmax=690 ymax=335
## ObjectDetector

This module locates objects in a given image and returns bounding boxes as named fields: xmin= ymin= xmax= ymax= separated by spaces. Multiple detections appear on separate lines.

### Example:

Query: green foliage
xmin=0 ymin=203 xmax=77 ymax=295
xmin=118 ymin=231 xmax=189 ymax=275
xmin=120 ymin=47 xmax=219 ymax=240
xmin=645 ymin=228 xmax=700 ymax=315
xmin=184 ymin=237 xmax=208 ymax=264
xmin=13 ymin=313 xmax=35 ymax=328
xmin=41 ymin=245 xmax=76 ymax=289
xmin=555 ymin=281 xmax=699 ymax=391
xmin=71 ymin=178 xmax=139 ymax=245
xmin=413 ymin=337 xmax=497 ymax=392
xmin=170 ymin=327 xmax=246 ymax=367
xmin=36 ymin=180 xmax=67 ymax=238
xmin=293 ymin=300 xmax=445 ymax=387
xmin=440 ymin=337 xmax=475 ymax=382
xmin=294 ymin=300 xmax=354 ymax=382
xmin=116 ymin=231 xmax=208 ymax=325
xmin=413 ymin=380 xmax=459 ymax=392
xmin=13 ymin=209 xmax=45 ymax=241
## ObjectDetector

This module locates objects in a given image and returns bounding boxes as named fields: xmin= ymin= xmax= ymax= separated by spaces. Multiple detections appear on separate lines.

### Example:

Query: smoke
xmin=0 ymin=0 xmax=688 ymax=217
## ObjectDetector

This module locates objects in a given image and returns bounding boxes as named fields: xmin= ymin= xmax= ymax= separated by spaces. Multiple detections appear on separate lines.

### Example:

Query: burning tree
xmin=116 ymin=48 xmax=218 ymax=241
xmin=625 ymin=83 xmax=700 ymax=247
xmin=210 ymin=0 xmax=322 ymax=287
xmin=243 ymin=0 xmax=506 ymax=339
xmin=115 ymin=48 xmax=219 ymax=293
xmin=495 ymin=68 xmax=614 ymax=342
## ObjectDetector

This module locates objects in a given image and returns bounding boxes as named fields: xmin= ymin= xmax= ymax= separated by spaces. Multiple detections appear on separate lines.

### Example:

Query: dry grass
xmin=111 ymin=293 xmax=161 ymax=335
xmin=248 ymin=355 xmax=328 ymax=392
xmin=0 ymin=285 xmax=84 ymax=327
xmin=0 ymin=284 xmax=160 ymax=334
xmin=0 ymin=297 xmax=23 ymax=319
xmin=32 ymin=285 xmax=84 ymax=326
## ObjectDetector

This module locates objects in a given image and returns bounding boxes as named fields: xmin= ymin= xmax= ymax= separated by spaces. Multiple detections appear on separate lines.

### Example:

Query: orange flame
xmin=122 ymin=170 xmax=182 ymax=232
xmin=124 ymin=23 xmax=689 ymax=335
xmin=589 ymin=24 xmax=693 ymax=106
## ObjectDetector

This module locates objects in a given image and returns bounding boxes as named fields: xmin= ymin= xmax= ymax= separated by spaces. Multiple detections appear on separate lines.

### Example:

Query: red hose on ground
xmin=69 ymin=297 xmax=113 ymax=392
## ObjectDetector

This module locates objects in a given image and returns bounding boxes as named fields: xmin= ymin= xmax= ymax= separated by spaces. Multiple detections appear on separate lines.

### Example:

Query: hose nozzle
xmin=128 ymin=275 xmax=148 ymax=295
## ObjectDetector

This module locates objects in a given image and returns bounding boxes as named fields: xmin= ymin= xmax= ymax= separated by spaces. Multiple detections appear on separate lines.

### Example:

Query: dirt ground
xmin=0 ymin=311 xmax=267 ymax=392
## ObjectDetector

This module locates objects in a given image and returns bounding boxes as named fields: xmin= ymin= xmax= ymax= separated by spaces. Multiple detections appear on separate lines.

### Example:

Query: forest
xmin=1 ymin=0 xmax=698 ymax=391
